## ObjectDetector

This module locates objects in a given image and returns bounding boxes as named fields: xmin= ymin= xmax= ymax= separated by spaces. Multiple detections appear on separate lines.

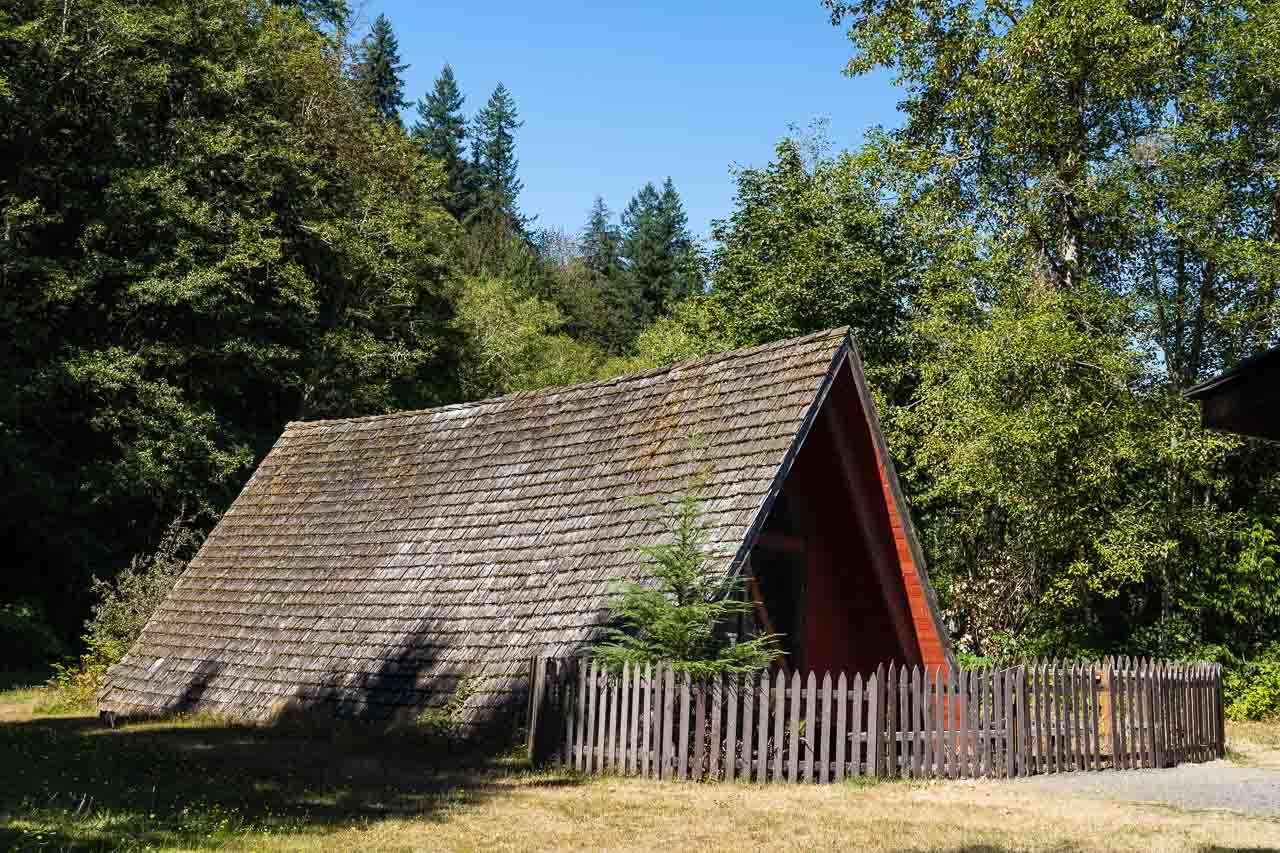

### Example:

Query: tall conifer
xmin=412 ymin=64 xmax=473 ymax=219
xmin=620 ymin=178 xmax=698 ymax=328
xmin=470 ymin=83 xmax=525 ymax=233
xmin=353 ymin=14 xmax=408 ymax=124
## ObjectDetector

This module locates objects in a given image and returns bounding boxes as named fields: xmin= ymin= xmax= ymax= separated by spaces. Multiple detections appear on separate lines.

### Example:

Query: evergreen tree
xmin=580 ymin=196 xmax=622 ymax=278
xmin=593 ymin=494 xmax=783 ymax=675
xmin=412 ymin=64 xmax=473 ymax=219
xmin=620 ymin=178 xmax=698 ymax=330
xmin=353 ymin=14 xmax=408 ymax=124
xmin=469 ymin=83 xmax=525 ymax=234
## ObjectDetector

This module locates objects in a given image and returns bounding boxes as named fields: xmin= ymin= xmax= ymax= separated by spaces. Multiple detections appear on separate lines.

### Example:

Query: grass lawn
xmin=2 ymin=674 xmax=1278 ymax=852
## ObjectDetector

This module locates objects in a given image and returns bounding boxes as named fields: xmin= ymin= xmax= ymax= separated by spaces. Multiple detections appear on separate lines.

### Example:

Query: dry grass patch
xmin=1227 ymin=719 xmax=1280 ymax=769
xmin=238 ymin=774 xmax=1280 ymax=853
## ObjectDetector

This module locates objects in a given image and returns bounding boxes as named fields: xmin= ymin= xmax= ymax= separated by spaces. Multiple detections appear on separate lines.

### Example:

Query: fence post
xmin=527 ymin=655 xmax=553 ymax=767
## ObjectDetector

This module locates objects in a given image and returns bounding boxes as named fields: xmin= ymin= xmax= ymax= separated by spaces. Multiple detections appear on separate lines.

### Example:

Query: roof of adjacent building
xmin=99 ymin=328 xmax=857 ymax=725
xmin=1184 ymin=345 xmax=1280 ymax=441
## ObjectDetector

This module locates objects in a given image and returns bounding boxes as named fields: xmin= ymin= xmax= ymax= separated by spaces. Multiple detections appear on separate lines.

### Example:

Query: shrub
xmin=42 ymin=513 xmax=204 ymax=711
xmin=0 ymin=602 xmax=65 ymax=670
xmin=1225 ymin=653 xmax=1280 ymax=722
xmin=593 ymin=494 xmax=783 ymax=676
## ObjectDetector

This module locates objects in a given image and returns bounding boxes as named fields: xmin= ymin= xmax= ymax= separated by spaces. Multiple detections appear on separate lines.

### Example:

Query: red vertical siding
xmin=871 ymin=441 xmax=949 ymax=677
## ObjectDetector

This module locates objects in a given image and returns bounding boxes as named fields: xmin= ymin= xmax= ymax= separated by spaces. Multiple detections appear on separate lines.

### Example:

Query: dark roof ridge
xmin=286 ymin=326 xmax=851 ymax=430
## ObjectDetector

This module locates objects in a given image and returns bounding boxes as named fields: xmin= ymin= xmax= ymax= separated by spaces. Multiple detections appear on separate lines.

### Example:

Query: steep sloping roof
xmin=100 ymin=328 xmax=860 ymax=725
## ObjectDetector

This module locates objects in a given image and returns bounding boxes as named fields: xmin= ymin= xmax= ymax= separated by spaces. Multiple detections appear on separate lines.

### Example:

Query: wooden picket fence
xmin=526 ymin=657 xmax=1224 ymax=782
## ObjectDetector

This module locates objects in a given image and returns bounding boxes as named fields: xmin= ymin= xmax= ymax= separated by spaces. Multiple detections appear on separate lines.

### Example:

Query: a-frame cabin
xmin=99 ymin=328 xmax=952 ymax=731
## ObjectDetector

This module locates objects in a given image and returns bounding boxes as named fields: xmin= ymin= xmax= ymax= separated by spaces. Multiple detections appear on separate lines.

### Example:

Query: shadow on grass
xmin=0 ymin=710 xmax=582 ymax=851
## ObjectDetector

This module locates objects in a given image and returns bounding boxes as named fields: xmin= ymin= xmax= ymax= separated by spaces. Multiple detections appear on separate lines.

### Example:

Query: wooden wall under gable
xmin=753 ymin=356 xmax=950 ymax=678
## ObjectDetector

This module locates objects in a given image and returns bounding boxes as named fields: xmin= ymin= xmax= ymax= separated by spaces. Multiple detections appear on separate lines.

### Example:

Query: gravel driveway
xmin=1007 ymin=760 xmax=1280 ymax=817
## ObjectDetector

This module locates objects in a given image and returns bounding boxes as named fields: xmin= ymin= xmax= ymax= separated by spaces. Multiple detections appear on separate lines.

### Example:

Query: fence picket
xmin=836 ymin=672 xmax=848 ymax=780
xmin=946 ymin=668 xmax=958 ymax=779
xmin=934 ymin=668 xmax=946 ymax=779
xmin=1085 ymin=655 xmax=1095 ymax=768
xmin=985 ymin=668 xmax=997 ymax=777
xmin=603 ymin=670 xmax=614 ymax=772
xmin=978 ymin=667 xmax=990 ymax=777
xmin=1063 ymin=663 xmax=1074 ymax=772
xmin=789 ymin=670 xmax=804 ymax=783
xmin=1195 ymin=663 xmax=1203 ymax=762
xmin=1114 ymin=659 xmax=1126 ymax=771
xmin=1083 ymin=662 xmax=1094 ymax=771
xmin=678 ymin=674 xmax=691 ymax=781
xmin=1083 ymin=662 xmax=1094 ymax=772
xmin=614 ymin=666 xmax=625 ymax=770
xmin=1129 ymin=657 xmax=1140 ymax=769
xmin=773 ymin=670 xmax=786 ymax=782
xmin=820 ymin=672 xmax=832 ymax=783
xmin=802 ymin=671 xmax=816 ymax=783
xmin=1155 ymin=659 xmax=1165 ymax=768
xmin=739 ymin=672 xmax=754 ymax=783
xmin=1194 ymin=664 xmax=1201 ymax=761
xmin=1018 ymin=666 xmax=1030 ymax=777
xmin=1005 ymin=667 xmax=1016 ymax=778
xmin=659 ymin=665 xmax=674 ymax=779
xmin=709 ymin=674 xmax=722 ymax=780
xmin=1156 ymin=661 xmax=1167 ymax=769
xmin=926 ymin=666 xmax=936 ymax=778
xmin=724 ymin=674 xmax=738 ymax=782
xmin=1152 ymin=653 xmax=1162 ymax=768
xmin=849 ymin=673 xmax=863 ymax=778
xmin=1214 ymin=663 xmax=1222 ymax=758
xmin=752 ymin=666 xmax=762 ymax=778
xmin=1068 ymin=663 xmax=1080 ymax=772
xmin=1182 ymin=660 xmax=1192 ymax=758
xmin=586 ymin=661 xmax=599 ymax=774
xmin=868 ymin=670 xmax=882 ymax=778
xmin=618 ymin=662 xmax=630 ymax=773
xmin=640 ymin=663 xmax=652 ymax=777
xmin=740 ymin=672 xmax=755 ymax=783
xmin=910 ymin=666 xmax=923 ymax=778
xmin=886 ymin=664 xmax=899 ymax=778
xmin=1137 ymin=658 xmax=1147 ymax=768
xmin=692 ymin=677 xmax=706 ymax=780
xmin=957 ymin=668 xmax=969 ymax=778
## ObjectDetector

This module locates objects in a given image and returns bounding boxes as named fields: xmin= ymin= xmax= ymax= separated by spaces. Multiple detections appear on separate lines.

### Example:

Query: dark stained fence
xmin=527 ymin=657 xmax=1225 ymax=782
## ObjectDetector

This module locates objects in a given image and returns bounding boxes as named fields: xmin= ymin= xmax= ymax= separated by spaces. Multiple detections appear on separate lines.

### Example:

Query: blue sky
xmin=357 ymin=1 xmax=904 ymax=241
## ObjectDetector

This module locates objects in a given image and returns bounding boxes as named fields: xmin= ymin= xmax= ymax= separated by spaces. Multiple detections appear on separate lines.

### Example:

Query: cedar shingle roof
xmin=99 ymin=328 xmax=852 ymax=725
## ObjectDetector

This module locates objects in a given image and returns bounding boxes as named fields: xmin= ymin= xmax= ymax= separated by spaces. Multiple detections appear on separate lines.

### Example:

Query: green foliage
xmin=451 ymin=275 xmax=603 ymax=397
xmin=620 ymin=179 xmax=701 ymax=335
xmin=42 ymin=513 xmax=204 ymax=712
xmin=85 ymin=513 xmax=204 ymax=654
xmin=353 ymin=13 xmax=408 ymax=123
xmin=708 ymin=135 xmax=912 ymax=379
xmin=412 ymin=64 xmax=474 ymax=220
xmin=415 ymin=676 xmax=478 ymax=739
xmin=470 ymin=83 xmax=526 ymax=234
xmin=809 ymin=0 xmax=1280 ymax=661
xmin=1 ymin=0 xmax=457 ymax=634
xmin=42 ymin=636 xmax=125 ymax=714
xmin=0 ymin=603 xmax=65 ymax=670
xmin=1225 ymin=654 xmax=1280 ymax=722
xmin=594 ymin=495 xmax=783 ymax=676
